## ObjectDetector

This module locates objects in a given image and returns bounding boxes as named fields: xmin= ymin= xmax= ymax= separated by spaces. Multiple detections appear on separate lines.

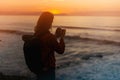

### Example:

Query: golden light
xmin=48 ymin=9 xmax=61 ymax=14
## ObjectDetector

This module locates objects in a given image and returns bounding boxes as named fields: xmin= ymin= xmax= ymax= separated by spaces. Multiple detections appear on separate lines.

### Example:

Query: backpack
xmin=22 ymin=35 xmax=43 ymax=74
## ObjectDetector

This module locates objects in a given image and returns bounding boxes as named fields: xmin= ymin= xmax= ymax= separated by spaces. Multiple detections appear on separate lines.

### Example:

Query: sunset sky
xmin=0 ymin=0 xmax=120 ymax=15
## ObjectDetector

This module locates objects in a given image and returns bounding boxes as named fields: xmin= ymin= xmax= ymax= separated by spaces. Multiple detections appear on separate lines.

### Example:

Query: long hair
xmin=34 ymin=12 xmax=54 ymax=36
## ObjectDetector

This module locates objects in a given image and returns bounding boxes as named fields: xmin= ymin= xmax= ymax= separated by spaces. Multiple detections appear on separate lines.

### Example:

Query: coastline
xmin=0 ymin=31 xmax=120 ymax=80
xmin=0 ymin=73 xmax=27 ymax=80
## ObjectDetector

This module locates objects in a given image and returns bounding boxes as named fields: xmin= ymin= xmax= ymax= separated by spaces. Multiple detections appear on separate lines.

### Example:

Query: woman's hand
xmin=55 ymin=27 xmax=66 ymax=38
xmin=55 ymin=27 xmax=61 ymax=38
xmin=61 ymin=29 xmax=66 ymax=38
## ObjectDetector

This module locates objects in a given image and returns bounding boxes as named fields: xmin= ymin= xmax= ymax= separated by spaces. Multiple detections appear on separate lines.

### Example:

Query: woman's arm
xmin=52 ymin=36 xmax=65 ymax=54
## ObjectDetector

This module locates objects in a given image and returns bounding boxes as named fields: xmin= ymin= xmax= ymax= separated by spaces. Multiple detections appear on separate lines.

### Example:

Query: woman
xmin=34 ymin=12 xmax=65 ymax=80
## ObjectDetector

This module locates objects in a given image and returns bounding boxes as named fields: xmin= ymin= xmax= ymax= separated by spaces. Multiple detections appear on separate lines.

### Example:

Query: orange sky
xmin=0 ymin=0 xmax=120 ymax=15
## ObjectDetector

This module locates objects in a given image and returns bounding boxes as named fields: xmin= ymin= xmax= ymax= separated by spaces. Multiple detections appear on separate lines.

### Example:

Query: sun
xmin=49 ymin=9 xmax=61 ymax=15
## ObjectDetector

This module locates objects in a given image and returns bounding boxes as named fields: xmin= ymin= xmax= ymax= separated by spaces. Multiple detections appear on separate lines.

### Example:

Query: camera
xmin=55 ymin=27 xmax=66 ymax=38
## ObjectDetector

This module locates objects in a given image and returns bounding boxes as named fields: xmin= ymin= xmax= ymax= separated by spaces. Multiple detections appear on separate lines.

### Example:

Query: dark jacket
xmin=39 ymin=31 xmax=65 ymax=69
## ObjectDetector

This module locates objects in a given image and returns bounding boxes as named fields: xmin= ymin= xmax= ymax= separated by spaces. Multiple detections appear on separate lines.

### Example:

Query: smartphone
xmin=55 ymin=27 xmax=62 ymax=38
xmin=61 ymin=29 xmax=66 ymax=37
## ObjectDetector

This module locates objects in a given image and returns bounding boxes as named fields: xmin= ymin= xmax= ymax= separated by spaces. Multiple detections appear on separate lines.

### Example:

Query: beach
xmin=0 ymin=31 xmax=120 ymax=80
xmin=0 ymin=15 xmax=120 ymax=80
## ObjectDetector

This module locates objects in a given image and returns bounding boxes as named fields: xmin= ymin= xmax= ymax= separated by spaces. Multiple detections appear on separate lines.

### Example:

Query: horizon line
xmin=0 ymin=11 xmax=120 ymax=16
xmin=0 ymin=14 xmax=120 ymax=16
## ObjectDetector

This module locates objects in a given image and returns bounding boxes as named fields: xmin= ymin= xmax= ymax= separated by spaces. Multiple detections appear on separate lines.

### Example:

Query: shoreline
xmin=0 ymin=32 xmax=120 ymax=80
xmin=0 ymin=73 xmax=28 ymax=80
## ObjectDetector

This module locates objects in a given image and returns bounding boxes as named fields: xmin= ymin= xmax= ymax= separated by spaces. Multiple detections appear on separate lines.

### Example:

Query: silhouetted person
xmin=35 ymin=12 xmax=65 ymax=80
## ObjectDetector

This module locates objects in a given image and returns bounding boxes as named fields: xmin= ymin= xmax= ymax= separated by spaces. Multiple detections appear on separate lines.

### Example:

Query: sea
xmin=0 ymin=15 xmax=120 ymax=80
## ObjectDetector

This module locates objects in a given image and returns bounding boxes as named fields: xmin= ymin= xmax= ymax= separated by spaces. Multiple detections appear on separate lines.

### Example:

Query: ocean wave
xmin=0 ymin=29 xmax=33 ymax=35
xmin=65 ymin=35 xmax=120 ymax=46
xmin=0 ymin=22 xmax=33 ymax=26
xmin=54 ymin=26 xmax=120 ymax=32
xmin=0 ymin=29 xmax=120 ymax=46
